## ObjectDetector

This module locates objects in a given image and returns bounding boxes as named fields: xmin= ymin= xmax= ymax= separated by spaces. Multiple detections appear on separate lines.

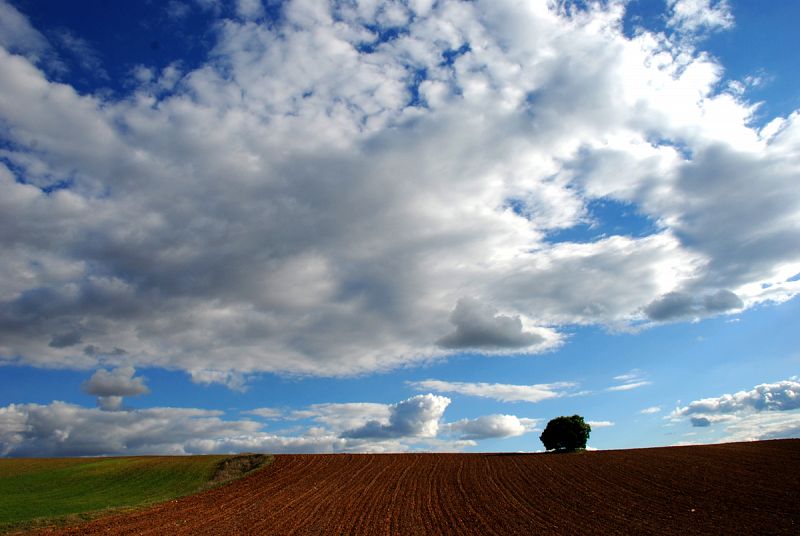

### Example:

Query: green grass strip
xmin=0 ymin=455 xmax=268 ymax=532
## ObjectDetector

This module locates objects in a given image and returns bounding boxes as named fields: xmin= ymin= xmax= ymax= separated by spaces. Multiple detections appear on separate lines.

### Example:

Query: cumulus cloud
xmin=0 ymin=0 xmax=799 ymax=380
xmin=81 ymin=367 xmax=149 ymax=410
xmin=82 ymin=367 xmax=149 ymax=397
xmin=291 ymin=402 xmax=392 ymax=433
xmin=444 ymin=414 xmax=537 ymax=440
xmin=409 ymin=379 xmax=576 ymax=403
xmin=342 ymin=394 xmax=450 ymax=439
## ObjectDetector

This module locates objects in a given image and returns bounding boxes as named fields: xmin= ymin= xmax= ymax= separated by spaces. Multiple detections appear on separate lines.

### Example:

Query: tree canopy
xmin=540 ymin=415 xmax=591 ymax=452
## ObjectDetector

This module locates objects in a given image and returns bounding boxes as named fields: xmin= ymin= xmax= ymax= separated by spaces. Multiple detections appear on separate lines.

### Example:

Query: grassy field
xmin=0 ymin=454 xmax=268 ymax=532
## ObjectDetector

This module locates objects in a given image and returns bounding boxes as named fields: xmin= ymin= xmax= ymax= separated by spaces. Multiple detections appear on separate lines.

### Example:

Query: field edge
xmin=0 ymin=453 xmax=273 ymax=535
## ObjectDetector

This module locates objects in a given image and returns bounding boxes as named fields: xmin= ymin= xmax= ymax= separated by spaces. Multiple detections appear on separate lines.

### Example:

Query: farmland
xmin=23 ymin=439 xmax=800 ymax=535
xmin=0 ymin=454 xmax=268 ymax=532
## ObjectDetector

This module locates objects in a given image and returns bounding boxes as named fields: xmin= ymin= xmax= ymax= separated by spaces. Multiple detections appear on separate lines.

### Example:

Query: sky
xmin=0 ymin=0 xmax=798 ymax=457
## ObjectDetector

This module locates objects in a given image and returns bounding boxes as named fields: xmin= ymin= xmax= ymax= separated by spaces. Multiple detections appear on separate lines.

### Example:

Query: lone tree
xmin=540 ymin=415 xmax=591 ymax=452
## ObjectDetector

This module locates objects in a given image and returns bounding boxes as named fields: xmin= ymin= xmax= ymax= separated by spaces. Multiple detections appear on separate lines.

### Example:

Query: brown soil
xmin=32 ymin=439 xmax=800 ymax=535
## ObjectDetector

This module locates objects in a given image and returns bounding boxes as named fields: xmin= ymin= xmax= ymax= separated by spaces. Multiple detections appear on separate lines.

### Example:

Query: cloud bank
xmin=0 ymin=393 xmax=537 ymax=456
xmin=1 ymin=0 xmax=799 ymax=380
xmin=672 ymin=378 xmax=800 ymax=441
xmin=0 ymin=402 xmax=260 ymax=457
xmin=674 ymin=379 xmax=800 ymax=419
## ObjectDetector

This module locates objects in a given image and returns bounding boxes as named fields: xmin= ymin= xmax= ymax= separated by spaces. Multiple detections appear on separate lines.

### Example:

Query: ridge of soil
xmin=32 ymin=439 xmax=800 ymax=535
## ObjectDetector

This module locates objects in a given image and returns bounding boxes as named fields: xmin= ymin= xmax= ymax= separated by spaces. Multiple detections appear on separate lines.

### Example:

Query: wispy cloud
xmin=242 ymin=407 xmax=284 ymax=419
xmin=408 ymin=380 xmax=578 ymax=403
xmin=587 ymin=420 xmax=615 ymax=428
xmin=53 ymin=28 xmax=108 ymax=79
xmin=608 ymin=370 xmax=652 ymax=392
xmin=608 ymin=381 xmax=652 ymax=392
xmin=666 ymin=0 xmax=734 ymax=34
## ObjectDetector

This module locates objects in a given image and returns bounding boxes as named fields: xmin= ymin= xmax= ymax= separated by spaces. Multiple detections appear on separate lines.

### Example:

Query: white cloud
xmin=608 ymin=370 xmax=652 ymax=391
xmin=185 ymin=433 xmax=348 ymax=455
xmin=1 ymin=393 xmax=537 ymax=456
xmin=444 ymin=414 xmax=538 ymax=440
xmin=614 ymin=371 xmax=642 ymax=382
xmin=587 ymin=420 xmax=614 ymax=428
xmin=409 ymin=379 xmax=576 ymax=403
xmin=608 ymin=381 xmax=652 ymax=392
xmin=188 ymin=370 xmax=249 ymax=391
xmin=673 ymin=379 xmax=800 ymax=421
xmin=0 ymin=0 xmax=798 ymax=380
xmin=666 ymin=0 xmax=734 ymax=34
xmin=292 ymin=402 xmax=391 ymax=433
xmin=669 ymin=378 xmax=800 ymax=443
xmin=713 ymin=411 xmax=800 ymax=442
xmin=0 ymin=402 xmax=261 ymax=457
xmin=640 ymin=406 xmax=662 ymax=414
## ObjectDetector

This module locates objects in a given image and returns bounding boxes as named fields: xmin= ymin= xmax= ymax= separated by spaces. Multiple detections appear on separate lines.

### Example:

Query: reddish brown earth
xmin=34 ymin=439 xmax=800 ymax=535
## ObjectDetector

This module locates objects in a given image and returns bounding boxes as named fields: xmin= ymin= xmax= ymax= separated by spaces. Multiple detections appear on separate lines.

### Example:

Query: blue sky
xmin=0 ymin=0 xmax=798 ymax=456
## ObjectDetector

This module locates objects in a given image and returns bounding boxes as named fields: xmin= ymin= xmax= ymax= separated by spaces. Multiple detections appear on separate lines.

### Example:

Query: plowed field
xmin=33 ymin=439 xmax=800 ymax=535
